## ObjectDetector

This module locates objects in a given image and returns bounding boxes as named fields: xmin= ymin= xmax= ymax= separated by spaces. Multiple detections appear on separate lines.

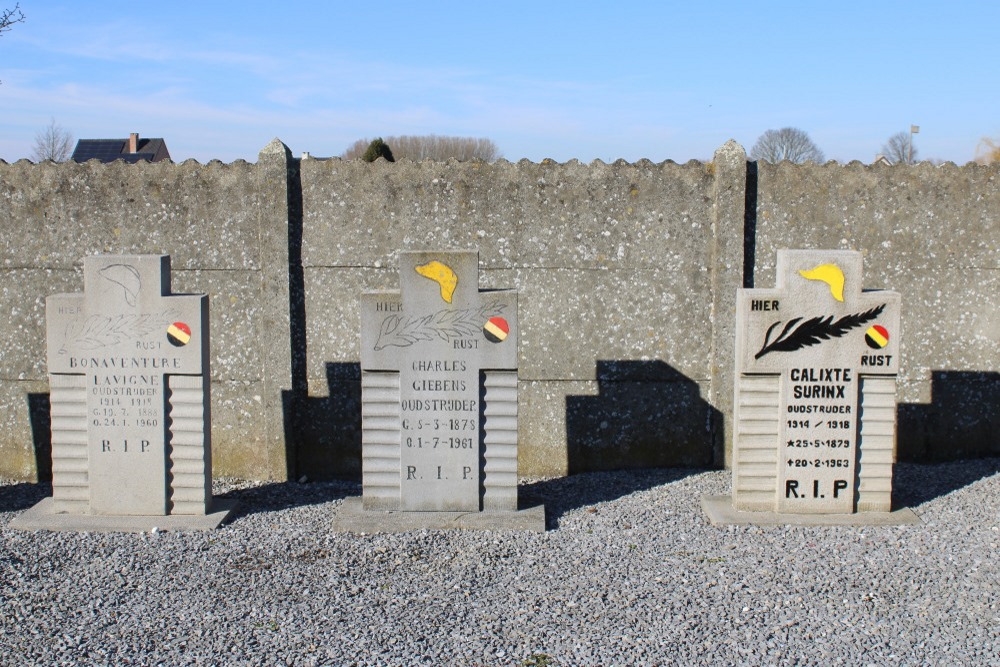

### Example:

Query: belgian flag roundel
xmin=865 ymin=324 xmax=889 ymax=349
xmin=483 ymin=317 xmax=509 ymax=343
xmin=167 ymin=322 xmax=192 ymax=347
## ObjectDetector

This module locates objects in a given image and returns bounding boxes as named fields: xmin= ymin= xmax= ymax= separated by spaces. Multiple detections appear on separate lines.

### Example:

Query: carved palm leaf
xmin=754 ymin=303 xmax=885 ymax=359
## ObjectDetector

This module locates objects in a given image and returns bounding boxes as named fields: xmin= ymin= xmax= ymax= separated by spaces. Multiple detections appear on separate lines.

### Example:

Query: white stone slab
xmin=359 ymin=250 xmax=529 ymax=517
xmin=330 ymin=497 xmax=545 ymax=533
xmin=732 ymin=249 xmax=901 ymax=516
xmin=45 ymin=255 xmax=214 ymax=518
xmin=9 ymin=497 xmax=237 ymax=533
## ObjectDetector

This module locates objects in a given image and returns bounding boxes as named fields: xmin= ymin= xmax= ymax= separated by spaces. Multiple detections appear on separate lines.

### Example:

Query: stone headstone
xmin=344 ymin=250 xmax=542 ymax=530
xmin=12 ymin=255 xmax=234 ymax=531
xmin=712 ymin=249 xmax=910 ymax=521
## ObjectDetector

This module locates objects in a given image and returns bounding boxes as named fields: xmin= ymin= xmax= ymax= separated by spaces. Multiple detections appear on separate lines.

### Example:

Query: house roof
xmin=71 ymin=137 xmax=171 ymax=163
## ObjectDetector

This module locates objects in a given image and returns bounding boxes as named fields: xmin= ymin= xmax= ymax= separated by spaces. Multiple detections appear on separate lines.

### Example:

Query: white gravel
xmin=1 ymin=458 xmax=997 ymax=666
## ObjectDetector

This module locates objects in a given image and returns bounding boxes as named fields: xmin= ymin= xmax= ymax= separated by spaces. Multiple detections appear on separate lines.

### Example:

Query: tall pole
xmin=909 ymin=125 xmax=920 ymax=164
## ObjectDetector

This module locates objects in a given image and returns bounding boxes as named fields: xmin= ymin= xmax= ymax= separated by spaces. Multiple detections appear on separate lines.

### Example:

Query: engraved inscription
xmin=779 ymin=366 xmax=856 ymax=511
xmin=46 ymin=255 xmax=207 ymax=516
xmin=361 ymin=251 xmax=518 ymax=512
xmin=733 ymin=250 xmax=901 ymax=515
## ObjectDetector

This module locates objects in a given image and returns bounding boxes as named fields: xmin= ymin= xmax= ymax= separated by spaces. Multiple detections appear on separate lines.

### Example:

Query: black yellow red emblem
xmin=167 ymin=321 xmax=192 ymax=347
xmin=483 ymin=317 xmax=509 ymax=343
xmin=865 ymin=324 xmax=889 ymax=349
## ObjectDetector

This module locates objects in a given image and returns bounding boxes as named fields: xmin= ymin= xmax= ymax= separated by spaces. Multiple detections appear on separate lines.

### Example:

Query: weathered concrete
xmin=0 ymin=150 xmax=294 ymax=482
xmin=296 ymin=157 xmax=721 ymax=480
xmin=1 ymin=144 xmax=997 ymax=482
xmin=752 ymin=161 xmax=1000 ymax=462
xmin=709 ymin=141 xmax=748 ymax=468
xmin=253 ymin=139 xmax=296 ymax=482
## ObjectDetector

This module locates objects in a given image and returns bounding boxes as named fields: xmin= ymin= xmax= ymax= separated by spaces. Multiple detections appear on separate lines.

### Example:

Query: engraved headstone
xmin=12 ymin=255 xmax=234 ymax=531
xmin=707 ymin=249 xmax=912 ymax=523
xmin=339 ymin=250 xmax=542 ymax=530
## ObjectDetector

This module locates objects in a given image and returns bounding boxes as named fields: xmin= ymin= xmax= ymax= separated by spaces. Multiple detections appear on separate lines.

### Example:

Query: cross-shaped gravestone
xmin=732 ymin=249 xmax=900 ymax=514
xmin=360 ymin=250 xmax=518 ymax=512
xmin=45 ymin=255 xmax=211 ymax=516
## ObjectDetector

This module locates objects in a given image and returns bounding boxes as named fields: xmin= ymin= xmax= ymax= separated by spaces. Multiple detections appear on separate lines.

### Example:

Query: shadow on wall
xmin=289 ymin=359 xmax=721 ymax=483
xmin=287 ymin=363 xmax=363 ymax=482
xmin=897 ymin=371 xmax=1000 ymax=461
xmin=277 ymin=155 xmax=354 ymax=483
xmin=565 ymin=360 xmax=720 ymax=474
xmin=27 ymin=393 xmax=52 ymax=483
xmin=743 ymin=160 xmax=759 ymax=289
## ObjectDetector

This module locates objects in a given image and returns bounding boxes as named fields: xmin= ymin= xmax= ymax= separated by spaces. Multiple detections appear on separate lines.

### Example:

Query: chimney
xmin=128 ymin=133 xmax=139 ymax=153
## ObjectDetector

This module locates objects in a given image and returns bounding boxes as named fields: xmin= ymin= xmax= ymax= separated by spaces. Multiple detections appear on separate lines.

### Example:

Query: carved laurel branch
xmin=59 ymin=310 xmax=178 ymax=353
xmin=374 ymin=301 xmax=507 ymax=351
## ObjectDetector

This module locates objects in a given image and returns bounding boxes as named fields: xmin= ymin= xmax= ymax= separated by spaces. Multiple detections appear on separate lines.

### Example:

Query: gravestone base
xmin=700 ymin=495 xmax=920 ymax=527
xmin=331 ymin=497 xmax=546 ymax=533
xmin=8 ymin=497 xmax=238 ymax=533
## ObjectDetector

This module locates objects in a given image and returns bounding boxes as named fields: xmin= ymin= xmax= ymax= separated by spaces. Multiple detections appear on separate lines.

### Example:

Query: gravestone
xmin=11 ymin=255 xmax=234 ymax=532
xmin=704 ymin=249 xmax=916 ymax=525
xmin=334 ymin=250 xmax=543 ymax=531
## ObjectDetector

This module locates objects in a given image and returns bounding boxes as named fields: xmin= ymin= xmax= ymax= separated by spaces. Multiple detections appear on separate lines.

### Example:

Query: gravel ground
xmin=1 ymin=458 xmax=997 ymax=666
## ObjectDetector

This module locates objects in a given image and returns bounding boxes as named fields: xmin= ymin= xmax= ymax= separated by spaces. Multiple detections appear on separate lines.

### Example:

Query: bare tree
xmin=1 ymin=3 xmax=25 ymax=84
xmin=1 ymin=3 xmax=24 ymax=34
xmin=881 ymin=131 xmax=918 ymax=165
xmin=974 ymin=137 xmax=999 ymax=165
xmin=32 ymin=118 xmax=74 ymax=162
xmin=749 ymin=127 xmax=825 ymax=164
xmin=343 ymin=135 xmax=500 ymax=162
xmin=342 ymin=138 xmax=370 ymax=160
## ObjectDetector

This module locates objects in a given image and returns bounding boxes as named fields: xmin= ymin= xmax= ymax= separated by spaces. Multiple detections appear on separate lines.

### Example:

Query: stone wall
xmin=0 ymin=141 xmax=995 ymax=481
xmin=291 ymin=150 xmax=736 ymax=479
xmin=0 ymin=148 xmax=295 ymax=481
xmin=751 ymin=161 xmax=1000 ymax=460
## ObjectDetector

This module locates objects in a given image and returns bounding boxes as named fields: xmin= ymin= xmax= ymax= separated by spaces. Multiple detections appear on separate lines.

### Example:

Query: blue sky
xmin=1 ymin=1 xmax=997 ymax=164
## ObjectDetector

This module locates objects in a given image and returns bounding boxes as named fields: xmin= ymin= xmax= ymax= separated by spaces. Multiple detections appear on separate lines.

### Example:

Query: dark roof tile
xmin=71 ymin=137 xmax=171 ymax=163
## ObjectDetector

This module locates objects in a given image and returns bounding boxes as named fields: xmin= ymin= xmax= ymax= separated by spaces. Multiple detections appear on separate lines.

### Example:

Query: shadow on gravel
xmin=216 ymin=480 xmax=360 ymax=523
xmin=521 ymin=467 xmax=707 ymax=530
xmin=0 ymin=481 xmax=49 ymax=514
xmin=892 ymin=457 xmax=1000 ymax=508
